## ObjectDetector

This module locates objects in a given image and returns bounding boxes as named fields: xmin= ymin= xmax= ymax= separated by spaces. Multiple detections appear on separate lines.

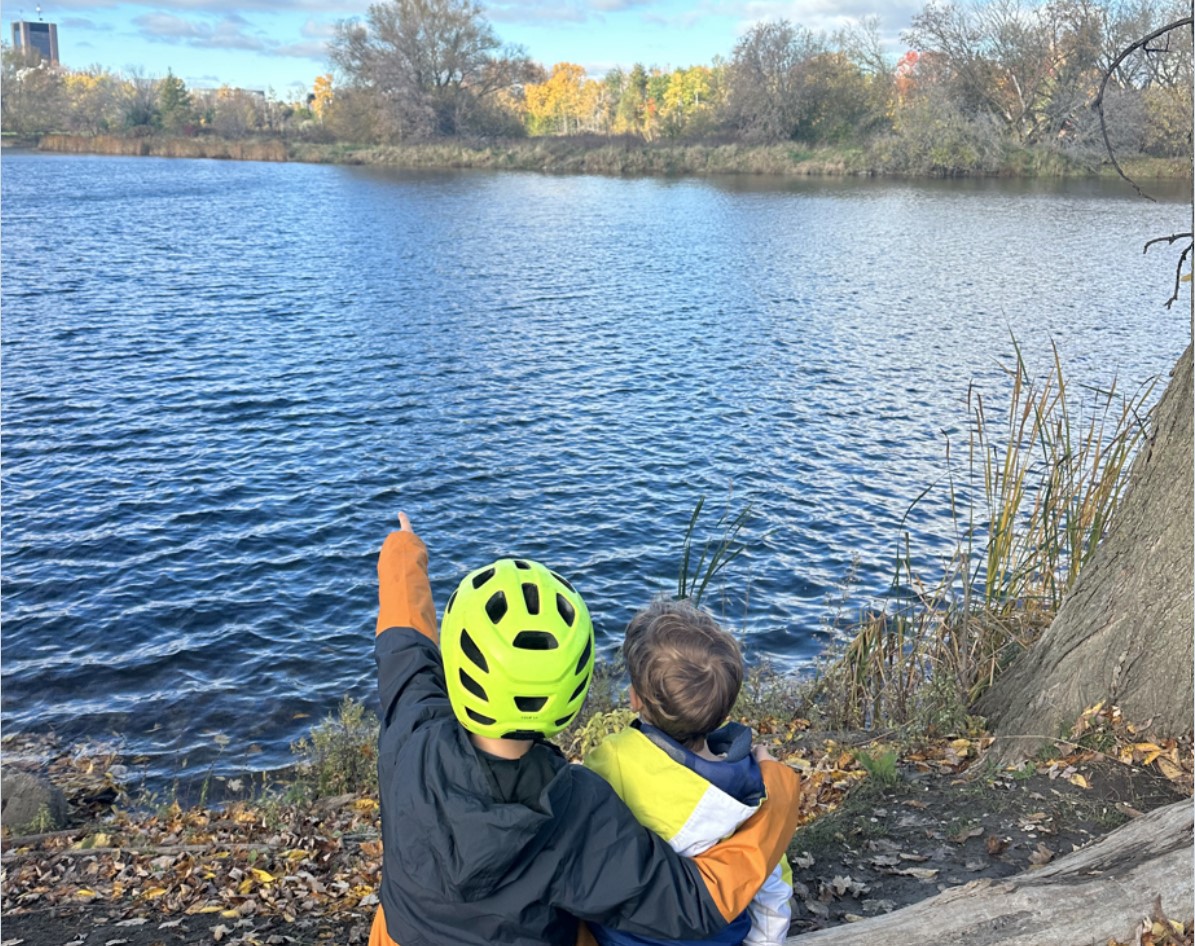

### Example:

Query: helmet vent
xmin=556 ymin=594 xmax=576 ymax=626
xmin=485 ymin=591 xmax=508 ymax=624
xmin=512 ymin=631 xmax=558 ymax=650
xmin=466 ymin=708 xmax=496 ymax=726
xmin=555 ymin=714 xmax=575 ymax=728
xmin=522 ymin=583 xmax=540 ymax=615
xmin=471 ymin=567 xmax=496 ymax=590
xmin=515 ymin=696 xmax=547 ymax=712
xmin=551 ymin=571 xmax=576 ymax=593
xmin=446 ymin=589 xmax=458 ymax=612
xmin=569 ymin=675 xmax=589 ymax=703
xmin=574 ymin=638 xmax=592 ymax=675
xmin=514 ymin=560 xmax=532 ymax=570
xmin=461 ymin=630 xmax=489 ymax=673
xmin=460 ymin=669 xmax=487 ymax=701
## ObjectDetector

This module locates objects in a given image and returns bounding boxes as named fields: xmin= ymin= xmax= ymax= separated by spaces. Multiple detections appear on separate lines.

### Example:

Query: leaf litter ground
xmin=2 ymin=711 xmax=1190 ymax=946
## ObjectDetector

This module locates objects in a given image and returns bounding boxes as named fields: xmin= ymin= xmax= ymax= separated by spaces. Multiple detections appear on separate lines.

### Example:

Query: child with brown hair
xmin=585 ymin=597 xmax=795 ymax=946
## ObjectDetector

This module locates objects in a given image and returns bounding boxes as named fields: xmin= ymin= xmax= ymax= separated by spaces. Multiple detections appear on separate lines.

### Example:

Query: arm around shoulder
xmin=690 ymin=760 xmax=801 ymax=923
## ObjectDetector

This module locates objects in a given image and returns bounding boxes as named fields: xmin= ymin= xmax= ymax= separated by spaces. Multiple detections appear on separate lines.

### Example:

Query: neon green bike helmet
xmin=441 ymin=558 xmax=594 ymax=740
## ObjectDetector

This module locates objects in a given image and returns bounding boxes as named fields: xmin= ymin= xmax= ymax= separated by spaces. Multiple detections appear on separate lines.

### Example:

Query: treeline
xmin=3 ymin=0 xmax=1191 ymax=176
xmin=0 ymin=56 xmax=314 ymax=139
xmin=323 ymin=0 xmax=1192 ymax=171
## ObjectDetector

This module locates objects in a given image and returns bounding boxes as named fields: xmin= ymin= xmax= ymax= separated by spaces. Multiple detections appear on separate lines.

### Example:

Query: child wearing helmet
xmin=584 ymin=598 xmax=795 ymax=946
xmin=369 ymin=514 xmax=802 ymax=946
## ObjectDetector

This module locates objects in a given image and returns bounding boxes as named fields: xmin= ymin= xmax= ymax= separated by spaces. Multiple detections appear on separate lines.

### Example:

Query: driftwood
xmin=785 ymin=799 xmax=1193 ymax=946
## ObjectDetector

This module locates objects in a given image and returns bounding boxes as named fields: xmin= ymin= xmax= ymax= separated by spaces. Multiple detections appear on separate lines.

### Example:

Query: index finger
xmin=397 ymin=511 xmax=412 ymax=532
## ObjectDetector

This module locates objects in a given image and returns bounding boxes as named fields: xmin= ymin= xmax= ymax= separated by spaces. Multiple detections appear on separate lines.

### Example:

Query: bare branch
xmin=1142 ymin=233 xmax=1195 ymax=253
xmin=1092 ymin=15 xmax=1194 ymax=202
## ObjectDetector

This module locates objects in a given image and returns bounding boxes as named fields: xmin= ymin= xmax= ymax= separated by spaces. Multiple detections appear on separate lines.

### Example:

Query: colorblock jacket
xmin=368 ymin=529 xmax=803 ymax=946
xmin=585 ymin=723 xmax=794 ymax=946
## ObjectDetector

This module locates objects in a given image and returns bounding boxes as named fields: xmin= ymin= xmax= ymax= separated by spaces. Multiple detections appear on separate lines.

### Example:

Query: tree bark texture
xmin=785 ymin=799 xmax=1193 ymax=946
xmin=976 ymin=344 xmax=1193 ymax=760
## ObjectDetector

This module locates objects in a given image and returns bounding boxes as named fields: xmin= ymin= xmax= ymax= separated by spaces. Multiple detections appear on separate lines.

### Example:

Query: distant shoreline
xmin=9 ymin=132 xmax=1191 ymax=182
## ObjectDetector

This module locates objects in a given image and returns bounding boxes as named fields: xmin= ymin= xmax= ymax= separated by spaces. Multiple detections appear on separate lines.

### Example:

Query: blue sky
xmin=10 ymin=0 xmax=924 ymax=102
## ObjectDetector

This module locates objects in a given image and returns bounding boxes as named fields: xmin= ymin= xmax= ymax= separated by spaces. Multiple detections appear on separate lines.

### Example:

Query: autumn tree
xmin=311 ymin=74 xmax=334 ymax=121
xmin=329 ymin=0 xmax=533 ymax=139
xmin=321 ymin=86 xmax=384 ymax=142
xmin=62 ymin=68 xmax=125 ymax=134
xmin=1 ymin=44 xmax=65 ymax=135
xmin=721 ymin=20 xmax=826 ymax=141
xmin=119 ymin=68 xmax=159 ymax=130
xmin=613 ymin=63 xmax=648 ymax=135
xmin=207 ymin=86 xmax=265 ymax=138
xmin=523 ymin=62 xmax=597 ymax=135
xmin=904 ymin=0 xmax=1112 ymax=144
xmin=659 ymin=65 xmax=722 ymax=138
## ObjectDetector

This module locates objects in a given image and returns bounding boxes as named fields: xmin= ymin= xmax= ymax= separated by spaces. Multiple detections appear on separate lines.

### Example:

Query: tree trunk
xmin=785 ymin=799 xmax=1193 ymax=946
xmin=975 ymin=344 xmax=1193 ymax=761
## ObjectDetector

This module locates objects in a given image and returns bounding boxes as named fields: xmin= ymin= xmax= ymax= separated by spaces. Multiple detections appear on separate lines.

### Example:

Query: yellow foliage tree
xmin=523 ymin=62 xmax=598 ymax=135
xmin=312 ymin=73 xmax=334 ymax=120
xmin=660 ymin=66 xmax=718 ymax=136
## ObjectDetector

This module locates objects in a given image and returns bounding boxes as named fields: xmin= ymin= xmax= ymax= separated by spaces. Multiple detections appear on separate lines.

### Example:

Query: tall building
xmin=12 ymin=20 xmax=59 ymax=65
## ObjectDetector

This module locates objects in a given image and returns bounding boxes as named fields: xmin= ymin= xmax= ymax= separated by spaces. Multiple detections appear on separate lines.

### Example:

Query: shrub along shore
xmin=8 ymin=132 xmax=1190 ymax=181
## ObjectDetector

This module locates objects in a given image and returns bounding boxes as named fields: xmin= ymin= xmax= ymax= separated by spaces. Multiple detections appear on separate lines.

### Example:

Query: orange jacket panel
xmin=693 ymin=760 xmax=801 ymax=922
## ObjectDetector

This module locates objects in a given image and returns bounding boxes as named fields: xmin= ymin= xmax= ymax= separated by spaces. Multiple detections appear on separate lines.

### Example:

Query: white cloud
xmin=131 ymin=9 xmax=336 ymax=58
xmin=61 ymin=16 xmax=113 ymax=29
xmin=134 ymin=11 xmax=273 ymax=50
xmin=271 ymin=40 xmax=330 ymax=60
xmin=486 ymin=0 xmax=588 ymax=25
xmin=300 ymin=17 xmax=338 ymax=39
xmin=48 ymin=0 xmax=369 ymax=13
xmin=735 ymin=0 xmax=922 ymax=33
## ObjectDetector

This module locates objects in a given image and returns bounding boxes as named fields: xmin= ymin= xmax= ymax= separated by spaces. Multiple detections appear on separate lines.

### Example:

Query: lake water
xmin=1 ymin=151 xmax=1189 ymax=784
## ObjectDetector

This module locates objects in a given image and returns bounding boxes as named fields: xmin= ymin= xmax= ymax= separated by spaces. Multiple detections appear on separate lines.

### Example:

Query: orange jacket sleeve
xmin=692 ymin=760 xmax=802 ymax=922
xmin=375 ymin=529 xmax=437 ymax=643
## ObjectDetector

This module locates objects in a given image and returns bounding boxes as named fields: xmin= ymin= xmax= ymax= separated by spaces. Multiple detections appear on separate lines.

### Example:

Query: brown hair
xmin=622 ymin=597 xmax=743 ymax=748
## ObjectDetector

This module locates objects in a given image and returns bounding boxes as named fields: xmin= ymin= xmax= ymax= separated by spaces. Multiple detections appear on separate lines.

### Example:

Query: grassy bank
xmin=35 ymin=134 xmax=287 ymax=162
xmin=25 ymin=132 xmax=1193 ymax=180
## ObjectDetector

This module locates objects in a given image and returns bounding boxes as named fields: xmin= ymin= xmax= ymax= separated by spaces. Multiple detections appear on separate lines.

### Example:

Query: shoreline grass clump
xmin=811 ymin=341 xmax=1155 ymax=735
xmin=289 ymin=695 xmax=379 ymax=799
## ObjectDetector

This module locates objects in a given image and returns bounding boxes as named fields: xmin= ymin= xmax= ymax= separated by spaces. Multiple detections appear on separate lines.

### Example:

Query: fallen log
xmin=785 ymin=799 xmax=1192 ymax=946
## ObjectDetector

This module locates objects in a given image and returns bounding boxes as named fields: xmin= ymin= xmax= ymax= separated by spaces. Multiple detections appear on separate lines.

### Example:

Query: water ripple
xmin=2 ymin=154 xmax=1188 ymax=785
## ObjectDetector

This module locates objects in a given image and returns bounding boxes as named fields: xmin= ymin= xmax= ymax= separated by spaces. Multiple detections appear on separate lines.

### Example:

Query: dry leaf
xmin=1028 ymin=843 xmax=1054 ymax=866
xmin=895 ymin=867 xmax=938 ymax=881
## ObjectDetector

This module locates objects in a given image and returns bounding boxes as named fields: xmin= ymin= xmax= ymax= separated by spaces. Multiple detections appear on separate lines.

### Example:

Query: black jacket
xmin=375 ymin=626 xmax=736 ymax=946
